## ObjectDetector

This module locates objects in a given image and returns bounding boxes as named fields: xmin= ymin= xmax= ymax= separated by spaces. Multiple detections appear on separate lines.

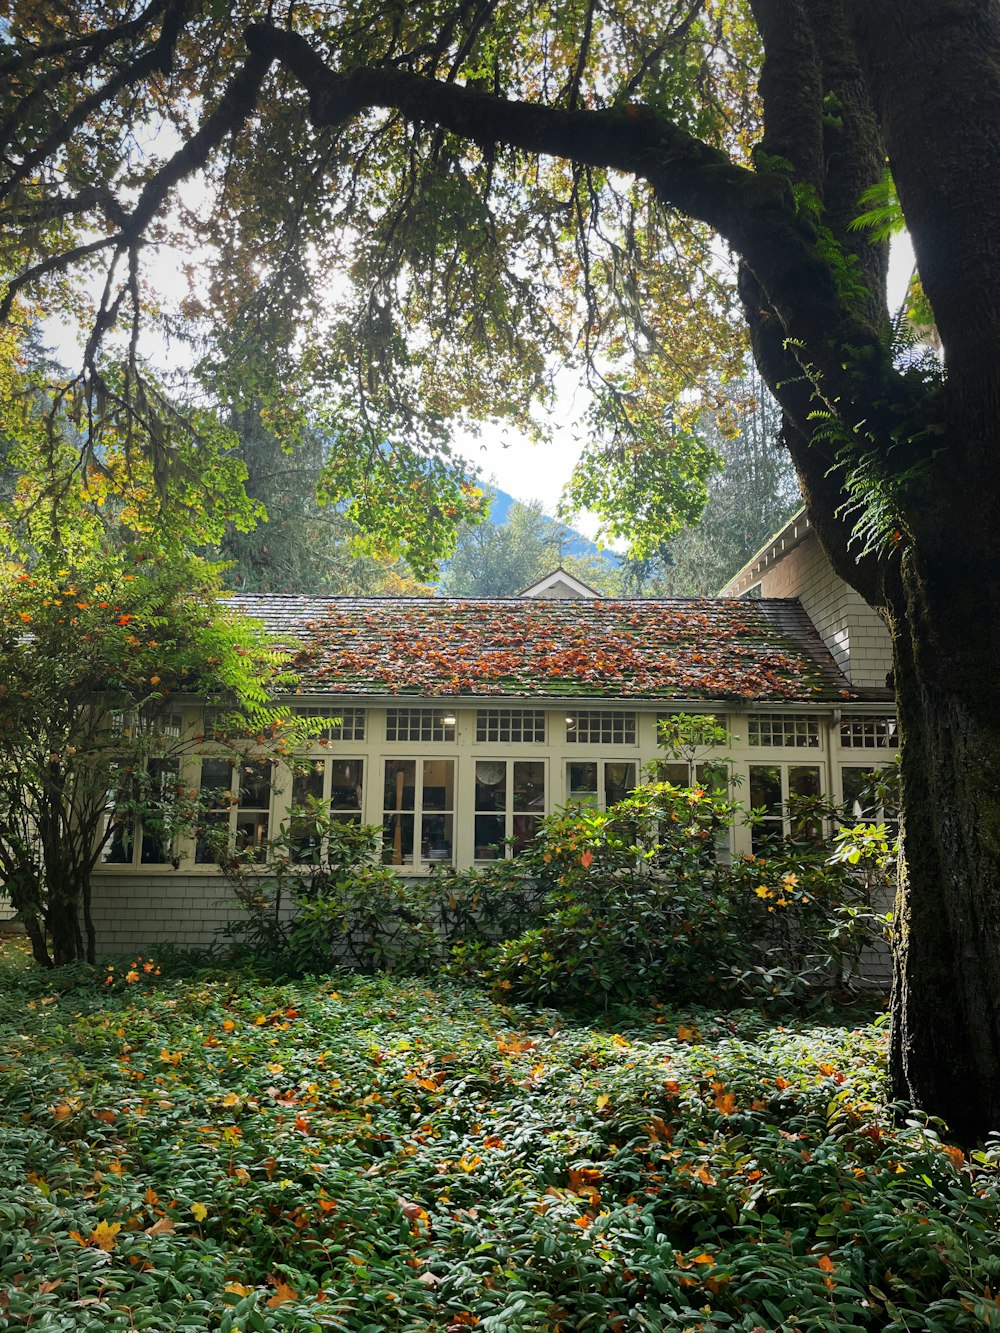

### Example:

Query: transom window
xmin=565 ymin=710 xmax=637 ymax=745
xmin=296 ymin=706 xmax=366 ymax=741
xmin=839 ymin=715 xmax=898 ymax=749
xmin=476 ymin=709 xmax=546 ymax=743
xmin=748 ymin=714 xmax=821 ymax=748
xmin=386 ymin=708 xmax=457 ymax=743
xmin=474 ymin=760 xmax=545 ymax=861
xmin=383 ymin=758 xmax=455 ymax=867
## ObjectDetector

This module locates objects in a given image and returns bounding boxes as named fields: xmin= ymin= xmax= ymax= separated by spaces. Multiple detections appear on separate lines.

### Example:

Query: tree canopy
xmin=4 ymin=2 xmax=1000 ymax=1139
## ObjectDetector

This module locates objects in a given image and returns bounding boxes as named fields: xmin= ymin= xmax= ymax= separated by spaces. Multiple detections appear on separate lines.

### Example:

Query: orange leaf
xmin=817 ymin=1254 xmax=835 ymax=1273
xmin=266 ymin=1280 xmax=298 ymax=1307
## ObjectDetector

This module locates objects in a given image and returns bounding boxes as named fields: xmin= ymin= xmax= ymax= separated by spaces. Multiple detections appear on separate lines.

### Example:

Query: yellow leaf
xmin=191 ymin=1202 xmax=208 ymax=1222
xmin=692 ymin=1251 xmax=715 ymax=1265
xmin=89 ymin=1220 xmax=121 ymax=1252
xmin=225 ymin=1282 xmax=252 ymax=1297
xmin=596 ymin=1093 xmax=612 ymax=1110
xmin=222 ymin=1092 xmax=241 ymax=1107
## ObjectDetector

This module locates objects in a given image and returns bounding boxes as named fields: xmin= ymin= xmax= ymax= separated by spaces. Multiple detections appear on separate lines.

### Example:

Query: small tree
xmin=0 ymin=362 xmax=294 ymax=967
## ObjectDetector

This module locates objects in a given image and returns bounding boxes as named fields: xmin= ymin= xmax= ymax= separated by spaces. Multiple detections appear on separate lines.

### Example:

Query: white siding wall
xmin=753 ymin=535 xmax=892 ymax=688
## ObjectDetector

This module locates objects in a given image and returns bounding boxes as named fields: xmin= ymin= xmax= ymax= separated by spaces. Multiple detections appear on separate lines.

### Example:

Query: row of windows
xmin=284 ymin=707 xmax=899 ymax=748
xmin=104 ymin=753 xmax=897 ymax=871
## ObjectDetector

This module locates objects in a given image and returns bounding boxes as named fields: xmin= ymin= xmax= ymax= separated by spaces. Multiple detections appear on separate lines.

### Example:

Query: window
xmin=566 ymin=760 xmax=637 ymax=810
xmin=565 ymin=711 xmax=637 ymax=745
xmin=382 ymin=759 xmax=455 ymax=867
xmin=296 ymin=706 xmax=366 ymax=741
xmin=289 ymin=757 xmax=365 ymax=861
xmin=748 ymin=714 xmax=821 ymax=748
xmin=195 ymin=757 xmax=272 ymax=864
xmin=476 ymin=709 xmax=546 ymax=743
xmin=749 ymin=763 xmax=822 ymax=853
xmin=102 ymin=757 xmax=181 ymax=867
xmin=655 ymin=761 xmax=726 ymax=791
xmin=386 ymin=708 xmax=456 ymax=742
xmin=474 ymin=760 xmax=546 ymax=860
xmin=841 ymin=766 xmax=900 ymax=838
xmin=839 ymin=715 xmax=898 ymax=749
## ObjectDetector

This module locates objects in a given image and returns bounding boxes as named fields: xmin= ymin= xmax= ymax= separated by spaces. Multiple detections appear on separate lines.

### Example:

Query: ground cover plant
xmin=2 ymin=940 xmax=999 ymax=1332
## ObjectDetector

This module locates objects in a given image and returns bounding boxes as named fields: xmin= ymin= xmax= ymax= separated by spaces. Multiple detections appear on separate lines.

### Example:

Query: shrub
xmin=222 ymin=775 xmax=893 ymax=1007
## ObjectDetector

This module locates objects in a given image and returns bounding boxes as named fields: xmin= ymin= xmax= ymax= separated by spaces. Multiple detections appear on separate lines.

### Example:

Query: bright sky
xmin=44 ymin=231 xmax=917 ymax=535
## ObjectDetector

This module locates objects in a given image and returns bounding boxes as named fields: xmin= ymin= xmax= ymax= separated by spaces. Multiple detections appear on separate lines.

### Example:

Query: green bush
xmin=222 ymin=769 xmax=893 ymax=1008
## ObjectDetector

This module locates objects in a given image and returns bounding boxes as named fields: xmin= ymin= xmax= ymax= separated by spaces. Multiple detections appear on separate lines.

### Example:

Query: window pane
xmin=422 ymin=759 xmax=454 ymax=811
xmin=422 ymin=813 xmax=454 ymax=864
xmin=656 ymin=761 xmax=690 ymax=786
xmin=475 ymin=761 xmax=507 ymax=811
xmin=568 ymin=761 xmax=599 ymax=807
xmin=789 ymin=766 xmax=821 ymax=799
xmin=292 ymin=760 xmax=325 ymax=806
xmin=842 ymin=766 xmax=872 ymax=821
xmin=512 ymin=814 xmax=542 ymax=855
xmin=383 ymin=812 xmax=414 ymax=865
xmin=200 ymin=757 xmax=234 ymax=801
xmin=384 ymin=759 xmax=416 ymax=811
xmin=235 ymin=810 xmax=269 ymax=862
xmin=140 ymin=759 xmax=179 ymax=864
xmin=749 ymin=764 xmax=782 ymax=814
xmin=239 ymin=761 xmax=272 ymax=810
xmin=196 ymin=812 xmax=230 ymax=864
xmin=605 ymin=762 xmax=636 ymax=807
xmin=513 ymin=762 xmax=545 ymax=812
xmin=330 ymin=759 xmax=363 ymax=811
xmin=474 ymin=814 xmax=506 ymax=860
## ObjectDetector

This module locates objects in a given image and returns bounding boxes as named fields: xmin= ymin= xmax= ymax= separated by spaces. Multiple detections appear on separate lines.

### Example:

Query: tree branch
xmin=243 ymin=21 xmax=762 ymax=242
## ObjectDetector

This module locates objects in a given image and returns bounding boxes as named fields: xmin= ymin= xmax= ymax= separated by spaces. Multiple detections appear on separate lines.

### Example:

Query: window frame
xmin=472 ymin=756 xmax=547 ymax=862
xmin=381 ymin=755 xmax=458 ymax=870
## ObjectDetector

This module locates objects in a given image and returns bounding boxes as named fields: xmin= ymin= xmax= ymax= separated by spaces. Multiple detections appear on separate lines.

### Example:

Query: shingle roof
xmin=223 ymin=594 xmax=877 ymax=703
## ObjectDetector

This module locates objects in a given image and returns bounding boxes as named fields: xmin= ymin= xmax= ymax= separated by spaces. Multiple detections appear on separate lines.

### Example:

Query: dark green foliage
xmin=1 ymin=940 xmax=998 ymax=1331
xmin=224 ymin=773 xmax=892 ymax=1013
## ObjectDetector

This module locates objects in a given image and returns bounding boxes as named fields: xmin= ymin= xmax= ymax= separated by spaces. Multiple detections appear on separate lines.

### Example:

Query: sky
xmin=44 ymin=230 xmax=918 ymax=535
xmin=460 ymin=232 xmax=919 ymax=520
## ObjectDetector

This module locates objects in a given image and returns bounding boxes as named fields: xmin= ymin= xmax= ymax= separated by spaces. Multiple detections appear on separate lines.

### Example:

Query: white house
xmin=82 ymin=512 xmax=899 ymax=956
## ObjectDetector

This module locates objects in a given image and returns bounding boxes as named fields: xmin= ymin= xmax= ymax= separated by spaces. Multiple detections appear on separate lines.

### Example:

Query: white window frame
xmin=472 ymin=757 xmax=547 ymax=862
xmin=565 ymin=710 xmax=637 ymax=745
xmin=381 ymin=756 xmax=457 ymax=869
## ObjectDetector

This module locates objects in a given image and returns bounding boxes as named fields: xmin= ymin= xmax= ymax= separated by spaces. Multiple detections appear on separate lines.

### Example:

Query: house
xmin=83 ymin=510 xmax=899 ymax=956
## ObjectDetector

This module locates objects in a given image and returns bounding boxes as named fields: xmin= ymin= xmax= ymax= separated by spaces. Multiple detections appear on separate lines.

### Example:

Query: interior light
xmin=442 ymin=713 xmax=457 ymax=727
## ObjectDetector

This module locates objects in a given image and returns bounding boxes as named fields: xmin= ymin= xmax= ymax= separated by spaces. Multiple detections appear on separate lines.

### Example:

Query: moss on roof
xmin=226 ymin=595 xmax=867 ymax=702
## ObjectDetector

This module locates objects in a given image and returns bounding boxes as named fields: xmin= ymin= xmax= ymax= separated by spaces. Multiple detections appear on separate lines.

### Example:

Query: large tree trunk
xmin=887 ymin=533 xmax=1000 ymax=1144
